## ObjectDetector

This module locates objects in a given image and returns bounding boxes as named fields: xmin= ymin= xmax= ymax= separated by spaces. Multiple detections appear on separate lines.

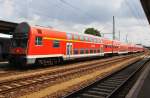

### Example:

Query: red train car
xmin=9 ymin=22 xmax=144 ymax=66
xmin=128 ymin=43 xmax=134 ymax=53
xmin=9 ymin=22 xmax=104 ymax=65
xmin=112 ymin=40 xmax=121 ymax=54
xmin=102 ymin=38 xmax=113 ymax=54
xmin=118 ymin=43 xmax=128 ymax=54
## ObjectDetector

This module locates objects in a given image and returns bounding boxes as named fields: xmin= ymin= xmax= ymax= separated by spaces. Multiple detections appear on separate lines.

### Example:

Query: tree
xmin=84 ymin=28 xmax=101 ymax=37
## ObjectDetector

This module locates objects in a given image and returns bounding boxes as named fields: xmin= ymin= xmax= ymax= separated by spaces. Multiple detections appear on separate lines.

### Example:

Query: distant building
xmin=0 ymin=34 xmax=12 ymax=61
xmin=0 ymin=20 xmax=17 ymax=61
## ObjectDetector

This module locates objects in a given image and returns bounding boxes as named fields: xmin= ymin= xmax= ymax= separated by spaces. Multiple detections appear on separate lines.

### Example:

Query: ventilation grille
xmin=37 ymin=29 xmax=42 ymax=34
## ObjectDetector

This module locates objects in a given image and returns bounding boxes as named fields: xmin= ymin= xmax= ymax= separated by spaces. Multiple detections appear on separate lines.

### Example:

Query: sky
xmin=0 ymin=0 xmax=150 ymax=46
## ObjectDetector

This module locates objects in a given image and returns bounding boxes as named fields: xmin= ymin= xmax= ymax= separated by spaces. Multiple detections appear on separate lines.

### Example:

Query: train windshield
xmin=12 ymin=22 xmax=30 ymax=48
xmin=12 ymin=37 xmax=28 ymax=48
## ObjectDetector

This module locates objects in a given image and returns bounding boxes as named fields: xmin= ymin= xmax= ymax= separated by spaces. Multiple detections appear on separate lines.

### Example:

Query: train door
xmin=66 ymin=43 xmax=73 ymax=59
xmin=100 ymin=45 xmax=104 ymax=56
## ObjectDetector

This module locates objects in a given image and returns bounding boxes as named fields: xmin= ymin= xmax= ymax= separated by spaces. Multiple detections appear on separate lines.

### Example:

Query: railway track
xmin=0 ymin=54 xmax=140 ymax=80
xmin=63 ymin=57 xmax=149 ymax=98
xmin=0 ymin=54 xmax=141 ymax=97
xmin=0 ymin=54 xmax=136 ymax=78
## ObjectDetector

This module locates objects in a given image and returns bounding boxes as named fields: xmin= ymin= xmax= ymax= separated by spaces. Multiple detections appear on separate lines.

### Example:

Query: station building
xmin=0 ymin=20 xmax=17 ymax=60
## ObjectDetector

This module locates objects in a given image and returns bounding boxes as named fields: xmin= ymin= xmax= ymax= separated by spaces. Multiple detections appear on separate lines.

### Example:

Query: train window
xmin=85 ymin=37 xmax=88 ymax=41
xmin=96 ymin=39 xmax=99 ymax=43
xmin=80 ymin=49 xmax=84 ymax=54
xmin=74 ymin=35 xmax=78 ymax=40
xmin=94 ymin=39 xmax=97 ymax=43
xmin=67 ymin=33 xmax=72 ymax=40
xmin=99 ymin=39 xmax=102 ymax=43
xmin=53 ymin=40 xmax=60 ymax=48
xmin=74 ymin=49 xmax=78 ymax=54
xmin=35 ymin=36 xmax=42 ymax=45
xmin=90 ymin=38 xmax=93 ymax=42
xmin=94 ymin=49 xmax=96 ymax=53
xmin=90 ymin=49 xmax=93 ymax=53
xmin=80 ymin=36 xmax=84 ymax=41
xmin=85 ymin=49 xmax=89 ymax=54
xmin=97 ymin=49 xmax=100 ymax=53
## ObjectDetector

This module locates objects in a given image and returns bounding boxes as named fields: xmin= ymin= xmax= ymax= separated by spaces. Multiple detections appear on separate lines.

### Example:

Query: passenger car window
xmin=74 ymin=35 xmax=78 ymax=40
xmin=90 ymin=49 xmax=93 ymax=53
xmin=85 ymin=49 xmax=89 ymax=54
xmin=85 ymin=37 xmax=89 ymax=41
xmin=53 ymin=40 xmax=60 ymax=48
xmin=35 ymin=36 xmax=42 ymax=45
xmin=90 ymin=38 xmax=93 ymax=42
xmin=80 ymin=49 xmax=84 ymax=54
xmin=80 ymin=36 xmax=84 ymax=41
xmin=67 ymin=33 xmax=72 ymax=40
xmin=74 ymin=49 xmax=78 ymax=54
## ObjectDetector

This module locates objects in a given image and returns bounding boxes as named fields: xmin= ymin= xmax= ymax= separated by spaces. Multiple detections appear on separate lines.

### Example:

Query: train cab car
xmin=9 ymin=22 xmax=30 ymax=65
xmin=9 ymin=22 xmax=67 ymax=65
xmin=9 ymin=22 xmax=104 ymax=66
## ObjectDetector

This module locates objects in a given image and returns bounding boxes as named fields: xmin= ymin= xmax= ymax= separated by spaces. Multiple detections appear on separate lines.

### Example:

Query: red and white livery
xmin=9 ymin=22 xmax=144 ymax=66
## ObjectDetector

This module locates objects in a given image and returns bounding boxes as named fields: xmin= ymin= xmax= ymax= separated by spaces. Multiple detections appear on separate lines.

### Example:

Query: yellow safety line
xmin=43 ymin=37 xmax=103 ymax=44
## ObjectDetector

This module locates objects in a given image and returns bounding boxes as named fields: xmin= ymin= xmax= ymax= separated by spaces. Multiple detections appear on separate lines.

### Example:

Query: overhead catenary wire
xmin=124 ymin=0 xmax=150 ymax=45
xmin=130 ymin=0 xmax=147 ymax=26
xmin=59 ymin=0 xmax=111 ymax=33
xmin=124 ymin=0 xmax=145 ymax=27
xmin=59 ymin=0 xmax=98 ymax=20
xmin=19 ymin=0 xmax=110 ymax=33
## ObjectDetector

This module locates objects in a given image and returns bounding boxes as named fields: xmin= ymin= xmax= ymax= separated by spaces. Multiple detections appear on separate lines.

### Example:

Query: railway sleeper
xmin=86 ymin=90 xmax=109 ymax=97
xmin=99 ymin=83 xmax=119 ymax=87
xmin=92 ymin=88 xmax=112 ymax=93
xmin=104 ymin=80 xmax=123 ymax=83
xmin=80 ymin=93 xmax=102 ymax=98
xmin=96 ymin=85 xmax=115 ymax=90
xmin=103 ymin=81 xmax=122 ymax=85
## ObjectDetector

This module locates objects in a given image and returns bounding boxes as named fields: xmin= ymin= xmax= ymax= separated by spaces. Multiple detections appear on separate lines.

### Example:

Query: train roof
xmin=16 ymin=22 xmax=144 ymax=48
xmin=29 ymin=23 xmax=104 ymax=39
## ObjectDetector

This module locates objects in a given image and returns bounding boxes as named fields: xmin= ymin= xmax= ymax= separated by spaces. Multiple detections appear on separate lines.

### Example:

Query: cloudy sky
xmin=0 ymin=0 xmax=150 ymax=46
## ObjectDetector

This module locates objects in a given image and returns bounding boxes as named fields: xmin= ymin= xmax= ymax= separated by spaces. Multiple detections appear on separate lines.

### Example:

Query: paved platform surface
xmin=137 ymin=70 xmax=150 ymax=98
xmin=126 ymin=59 xmax=150 ymax=98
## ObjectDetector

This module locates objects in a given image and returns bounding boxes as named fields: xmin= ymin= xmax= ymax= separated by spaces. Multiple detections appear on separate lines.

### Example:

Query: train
xmin=9 ymin=22 xmax=144 ymax=66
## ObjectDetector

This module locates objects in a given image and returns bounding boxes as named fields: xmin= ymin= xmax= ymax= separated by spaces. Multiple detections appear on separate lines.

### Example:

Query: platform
xmin=126 ymin=59 xmax=150 ymax=98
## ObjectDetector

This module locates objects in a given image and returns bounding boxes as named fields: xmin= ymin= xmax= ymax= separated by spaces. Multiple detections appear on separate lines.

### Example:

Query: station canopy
xmin=141 ymin=0 xmax=150 ymax=24
xmin=0 ymin=20 xmax=18 ymax=34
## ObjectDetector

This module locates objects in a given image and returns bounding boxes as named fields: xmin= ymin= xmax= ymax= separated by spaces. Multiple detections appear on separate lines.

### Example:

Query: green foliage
xmin=84 ymin=28 xmax=101 ymax=37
